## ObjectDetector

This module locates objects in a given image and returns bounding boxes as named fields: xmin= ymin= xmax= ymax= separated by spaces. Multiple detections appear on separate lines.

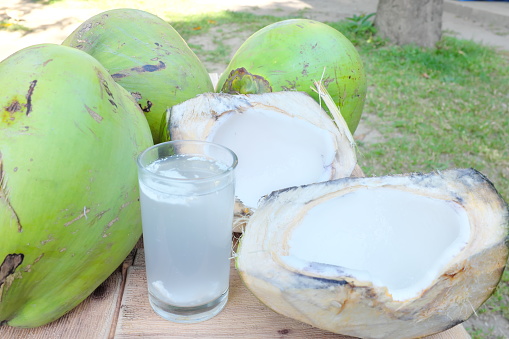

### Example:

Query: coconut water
xmin=139 ymin=154 xmax=234 ymax=312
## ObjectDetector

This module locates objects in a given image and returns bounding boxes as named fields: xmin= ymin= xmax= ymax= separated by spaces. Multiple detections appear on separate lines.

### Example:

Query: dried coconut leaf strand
xmin=312 ymin=80 xmax=356 ymax=148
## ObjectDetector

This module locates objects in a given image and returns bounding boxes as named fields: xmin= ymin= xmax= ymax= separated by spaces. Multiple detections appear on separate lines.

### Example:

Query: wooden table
xmin=1 ymin=241 xmax=471 ymax=339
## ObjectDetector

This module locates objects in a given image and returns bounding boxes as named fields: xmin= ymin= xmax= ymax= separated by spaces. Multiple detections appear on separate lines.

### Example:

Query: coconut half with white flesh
xmin=236 ymin=168 xmax=509 ymax=339
xmin=168 ymin=91 xmax=357 ymax=230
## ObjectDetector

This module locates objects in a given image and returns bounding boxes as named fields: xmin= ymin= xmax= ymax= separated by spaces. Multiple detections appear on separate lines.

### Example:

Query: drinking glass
xmin=137 ymin=140 xmax=237 ymax=323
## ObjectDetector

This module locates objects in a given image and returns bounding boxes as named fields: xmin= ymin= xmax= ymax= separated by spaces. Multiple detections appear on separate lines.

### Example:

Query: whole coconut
xmin=63 ymin=8 xmax=214 ymax=143
xmin=0 ymin=44 xmax=153 ymax=328
xmin=217 ymin=19 xmax=367 ymax=133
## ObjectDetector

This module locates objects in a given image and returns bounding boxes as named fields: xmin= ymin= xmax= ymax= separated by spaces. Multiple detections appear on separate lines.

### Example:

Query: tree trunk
xmin=375 ymin=0 xmax=444 ymax=48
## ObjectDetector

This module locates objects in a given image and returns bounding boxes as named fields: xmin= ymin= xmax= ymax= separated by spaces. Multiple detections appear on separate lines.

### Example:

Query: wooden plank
xmin=0 ymin=268 xmax=123 ymax=339
xmin=428 ymin=325 xmax=471 ymax=339
xmin=115 ymin=258 xmax=355 ymax=338
xmin=115 ymin=249 xmax=470 ymax=339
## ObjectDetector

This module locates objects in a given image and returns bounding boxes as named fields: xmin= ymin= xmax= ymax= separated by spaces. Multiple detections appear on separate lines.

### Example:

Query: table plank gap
xmin=107 ymin=248 xmax=138 ymax=339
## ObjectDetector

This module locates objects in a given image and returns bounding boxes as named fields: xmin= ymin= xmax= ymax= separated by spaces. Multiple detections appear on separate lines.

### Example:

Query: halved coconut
xmin=236 ymin=168 xmax=508 ymax=339
xmin=167 ymin=91 xmax=357 ymax=230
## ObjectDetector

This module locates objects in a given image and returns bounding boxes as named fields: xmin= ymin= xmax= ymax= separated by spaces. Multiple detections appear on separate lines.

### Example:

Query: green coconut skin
xmin=62 ymin=8 xmax=214 ymax=143
xmin=217 ymin=19 xmax=367 ymax=133
xmin=0 ymin=44 xmax=153 ymax=328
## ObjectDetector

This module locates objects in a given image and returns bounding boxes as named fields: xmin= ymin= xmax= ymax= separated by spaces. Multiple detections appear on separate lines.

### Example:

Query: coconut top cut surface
xmin=237 ymin=168 xmax=509 ymax=339
xmin=168 ymin=91 xmax=356 ymax=214
xmin=210 ymin=106 xmax=337 ymax=208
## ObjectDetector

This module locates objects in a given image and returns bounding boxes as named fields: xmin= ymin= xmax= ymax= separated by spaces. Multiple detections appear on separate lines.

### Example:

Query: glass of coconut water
xmin=137 ymin=140 xmax=237 ymax=323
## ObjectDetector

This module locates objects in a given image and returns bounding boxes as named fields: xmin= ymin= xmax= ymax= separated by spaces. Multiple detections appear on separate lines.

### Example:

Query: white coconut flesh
xmin=168 ymin=91 xmax=357 ymax=213
xmin=279 ymin=187 xmax=471 ymax=301
xmin=210 ymin=107 xmax=337 ymax=208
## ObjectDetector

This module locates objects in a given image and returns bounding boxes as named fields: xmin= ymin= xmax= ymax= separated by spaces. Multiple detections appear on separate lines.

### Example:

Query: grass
xmin=320 ymin=19 xmax=509 ymax=203
xmin=469 ymin=327 xmax=504 ymax=339
xmin=354 ymin=35 xmax=509 ymax=201
xmin=8 ymin=0 xmax=509 ymax=336
xmin=0 ymin=20 xmax=32 ymax=32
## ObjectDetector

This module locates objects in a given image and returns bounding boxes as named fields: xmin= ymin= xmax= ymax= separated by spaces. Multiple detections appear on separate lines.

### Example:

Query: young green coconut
xmin=63 ymin=8 xmax=214 ymax=143
xmin=0 ymin=44 xmax=153 ymax=328
xmin=166 ymin=90 xmax=357 ymax=231
xmin=236 ymin=168 xmax=508 ymax=339
xmin=216 ymin=19 xmax=367 ymax=134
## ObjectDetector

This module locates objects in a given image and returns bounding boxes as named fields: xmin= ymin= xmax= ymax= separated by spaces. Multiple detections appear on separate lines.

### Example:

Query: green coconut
xmin=216 ymin=19 xmax=367 ymax=133
xmin=62 ymin=8 xmax=214 ymax=143
xmin=0 ymin=44 xmax=153 ymax=328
